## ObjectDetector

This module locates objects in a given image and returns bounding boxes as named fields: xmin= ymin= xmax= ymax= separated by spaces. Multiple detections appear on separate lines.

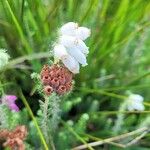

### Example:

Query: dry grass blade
xmin=72 ymin=127 xmax=148 ymax=150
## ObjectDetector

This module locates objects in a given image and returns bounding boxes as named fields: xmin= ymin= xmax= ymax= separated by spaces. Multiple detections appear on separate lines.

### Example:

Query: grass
xmin=0 ymin=0 xmax=150 ymax=149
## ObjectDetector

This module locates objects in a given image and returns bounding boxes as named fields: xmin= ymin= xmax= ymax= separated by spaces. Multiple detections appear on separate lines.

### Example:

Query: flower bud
xmin=44 ymin=85 xmax=53 ymax=95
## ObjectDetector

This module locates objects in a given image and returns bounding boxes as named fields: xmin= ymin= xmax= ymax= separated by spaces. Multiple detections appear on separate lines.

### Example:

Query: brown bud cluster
xmin=0 ymin=125 xmax=27 ymax=150
xmin=40 ymin=64 xmax=73 ymax=95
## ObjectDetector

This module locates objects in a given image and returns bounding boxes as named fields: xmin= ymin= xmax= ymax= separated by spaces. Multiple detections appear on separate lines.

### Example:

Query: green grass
xmin=0 ymin=0 xmax=150 ymax=149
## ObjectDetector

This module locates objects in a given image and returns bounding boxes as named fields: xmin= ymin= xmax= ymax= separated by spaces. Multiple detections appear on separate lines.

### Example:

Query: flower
xmin=59 ymin=22 xmax=91 ymax=41
xmin=75 ymin=27 xmax=91 ymax=41
xmin=126 ymin=94 xmax=144 ymax=111
xmin=2 ymin=95 xmax=19 ymax=112
xmin=61 ymin=54 xmax=79 ymax=74
xmin=53 ymin=22 xmax=90 ymax=74
xmin=53 ymin=44 xmax=80 ymax=74
xmin=59 ymin=22 xmax=78 ymax=37
xmin=0 ymin=125 xmax=27 ymax=150
xmin=40 ymin=64 xmax=73 ymax=95
xmin=0 ymin=49 xmax=10 ymax=69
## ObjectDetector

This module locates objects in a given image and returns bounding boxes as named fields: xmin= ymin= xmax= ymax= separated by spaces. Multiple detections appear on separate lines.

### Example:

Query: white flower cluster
xmin=53 ymin=22 xmax=91 ymax=74
xmin=0 ymin=49 xmax=10 ymax=69
xmin=126 ymin=94 xmax=144 ymax=111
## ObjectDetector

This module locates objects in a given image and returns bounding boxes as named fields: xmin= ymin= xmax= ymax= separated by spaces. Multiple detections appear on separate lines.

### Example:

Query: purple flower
xmin=2 ymin=95 xmax=19 ymax=112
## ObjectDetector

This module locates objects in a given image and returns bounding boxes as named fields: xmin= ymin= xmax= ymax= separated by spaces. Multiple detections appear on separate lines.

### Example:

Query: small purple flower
xmin=2 ymin=95 xmax=19 ymax=112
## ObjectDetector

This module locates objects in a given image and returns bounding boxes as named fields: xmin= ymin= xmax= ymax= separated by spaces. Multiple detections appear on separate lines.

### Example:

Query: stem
xmin=5 ymin=0 xmax=32 ymax=54
xmin=0 ymin=80 xmax=4 ymax=95
xmin=43 ymin=96 xmax=56 ymax=150
xmin=19 ymin=89 xmax=49 ymax=150
xmin=113 ymin=102 xmax=127 ymax=133
xmin=72 ymin=127 xmax=148 ymax=150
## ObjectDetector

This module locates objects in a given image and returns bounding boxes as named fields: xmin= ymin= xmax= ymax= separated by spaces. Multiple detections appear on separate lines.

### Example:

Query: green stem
xmin=19 ymin=89 xmax=49 ymax=150
xmin=43 ymin=96 xmax=56 ymax=150
xmin=5 ymin=0 xmax=32 ymax=54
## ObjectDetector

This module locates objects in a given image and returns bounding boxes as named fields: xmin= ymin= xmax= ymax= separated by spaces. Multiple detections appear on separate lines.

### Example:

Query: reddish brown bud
xmin=66 ymin=82 xmax=73 ymax=92
xmin=57 ymin=85 xmax=67 ymax=95
xmin=50 ymin=77 xmax=60 ymax=88
xmin=41 ymin=75 xmax=51 ymax=85
xmin=40 ymin=64 xmax=73 ymax=95
xmin=49 ymin=70 xmax=57 ymax=78
xmin=58 ymin=75 xmax=66 ymax=85
xmin=44 ymin=85 xmax=53 ymax=95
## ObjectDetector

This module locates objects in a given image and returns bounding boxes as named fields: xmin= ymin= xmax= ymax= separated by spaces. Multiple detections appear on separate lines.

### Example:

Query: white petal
xmin=67 ymin=47 xmax=87 ymax=66
xmin=59 ymin=35 xmax=77 ymax=48
xmin=59 ymin=22 xmax=78 ymax=36
xmin=134 ymin=102 xmax=145 ymax=111
xmin=134 ymin=94 xmax=144 ymax=102
xmin=75 ymin=39 xmax=89 ymax=55
xmin=76 ymin=27 xmax=91 ymax=40
xmin=127 ymin=104 xmax=134 ymax=111
xmin=59 ymin=35 xmax=89 ymax=55
xmin=53 ymin=44 xmax=68 ymax=60
xmin=62 ymin=54 xmax=79 ymax=74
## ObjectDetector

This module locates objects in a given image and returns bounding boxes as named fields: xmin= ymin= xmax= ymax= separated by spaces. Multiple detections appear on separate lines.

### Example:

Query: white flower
xmin=59 ymin=35 xmax=88 ymax=66
xmin=59 ymin=22 xmax=91 ymax=41
xmin=54 ymin=22 xmax=90 ymax=74
xmin=126 ymin=94 xmax=144 ymax=111
xmin=0 ymin=49 xmax=10 ymax=69
xmin=53 ymin=44 xmax=79 ymax=74
xmin=76 ymin=27 xmax=91 ymax=41
xmin=59 ymin=35 xmax=77 ymax=48
xmin=62 ymin=54 xmax=79 ymax=74
xmin=53 ymin=44 xmax=68 ymax=60
xmin=67 ymin=47 xmax=87 ymax=66
xmin=59 ymin=22 xmax=78 ymax=37
xmin=75 ymin=38 xmax=89 ymax=55
xmin=59 ymin=35 xmax=89 ymax=54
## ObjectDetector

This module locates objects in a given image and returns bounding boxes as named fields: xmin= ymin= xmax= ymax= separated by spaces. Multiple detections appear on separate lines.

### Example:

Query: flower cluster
xmin=39 ymin=22 xmax=90 ymax=96
xmin=1 ymin=95 xmax=19 ymax=112
xmin=0 ymin=125 xmax=27 ymax=150
xmin=0 ymin=49 xmax=10 ymax=69
xmin=53 ymin=22 xmax=91 ymax=74
xmin=40 ymin=64 xmax=73 ymax=95
xmin=126 ymin=94 xmax=144 ymax=111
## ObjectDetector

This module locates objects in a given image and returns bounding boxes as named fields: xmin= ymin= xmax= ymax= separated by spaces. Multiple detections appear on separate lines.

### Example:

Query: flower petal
xmin=53 ymin=44 xmax=68 ymax=60
xmin=75 ymin=39 xmax=89 ymax=55
xmin=62 ymin=54 xmax=79 ymax=74
xmin=9 ymin=103 xmax=19 ymax=112
xmin=76 ymin=27 xmax=91 ymax=40
xmin=132 ymin=94 xmax=144 ymax=102
xmin=4 ymin=95 xmax=17 ymax=103
xmin=134 ymin=102 xmax=145 ymax=111
xmin=59 ymin=22 xmax=78 ymax=36
xmin=59 ymin=35 xmax=77 ymax=48
xmin=127 ymin=103 xmax=134 ymax=111
xmin=59 ymin=35 xmax=89 ymax=55
xmin=67 ymin=47 xmax=87 ymax=66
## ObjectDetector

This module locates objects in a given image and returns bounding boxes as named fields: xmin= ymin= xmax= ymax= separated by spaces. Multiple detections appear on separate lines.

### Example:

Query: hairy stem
xmin=43 ymin=96 xmax=56 ymax=150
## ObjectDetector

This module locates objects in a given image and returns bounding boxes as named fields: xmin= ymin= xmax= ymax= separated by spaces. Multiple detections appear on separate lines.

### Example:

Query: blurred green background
xmin=0 ymin=0 xmax=150 ymax=149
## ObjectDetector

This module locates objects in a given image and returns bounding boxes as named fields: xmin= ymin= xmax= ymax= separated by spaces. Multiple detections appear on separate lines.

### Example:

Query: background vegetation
xmin=0 ymin=0 xmax=150 ymax=149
